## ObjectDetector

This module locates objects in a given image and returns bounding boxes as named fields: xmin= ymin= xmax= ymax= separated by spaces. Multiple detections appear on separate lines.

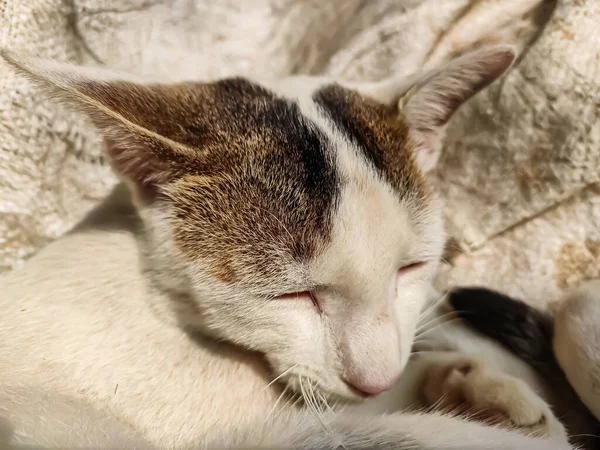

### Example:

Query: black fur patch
xmin=314 ymin=86 xmax=387 ymax=172
xmin=448 ymin=287 xmax=556 ymax=372
xmin=313 ymin=84 xmax=426 ymax=200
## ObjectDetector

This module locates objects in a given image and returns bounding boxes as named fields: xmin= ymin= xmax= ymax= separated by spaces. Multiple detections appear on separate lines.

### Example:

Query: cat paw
xmin=422 ymin=358 xmax=568 ymax=441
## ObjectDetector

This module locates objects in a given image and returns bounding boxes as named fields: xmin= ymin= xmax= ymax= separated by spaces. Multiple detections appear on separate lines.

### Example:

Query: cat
xmin=0 ymin=45 xmax=586 ymax=449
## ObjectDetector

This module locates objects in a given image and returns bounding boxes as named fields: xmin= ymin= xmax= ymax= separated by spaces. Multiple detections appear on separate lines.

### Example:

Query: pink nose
xmin=344 ymin=372 xmax=401 ymax=396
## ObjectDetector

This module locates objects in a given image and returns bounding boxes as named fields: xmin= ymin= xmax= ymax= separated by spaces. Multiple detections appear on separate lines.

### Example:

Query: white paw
xmin=422 ymin=358 xmax=568 ymax=441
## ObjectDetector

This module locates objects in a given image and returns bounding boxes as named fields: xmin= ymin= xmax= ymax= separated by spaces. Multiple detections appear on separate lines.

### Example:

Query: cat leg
xmin=553 ymin=279 xmax=600 ymax=421
xmin=417 ymin=351 xmax=568 ymax=441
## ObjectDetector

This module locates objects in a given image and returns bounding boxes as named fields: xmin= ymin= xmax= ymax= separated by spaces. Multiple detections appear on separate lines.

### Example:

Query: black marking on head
xmin=313 ymin=84 xmax=427 ymax=201
xmin=315 ymin=86 xmax=386 ymax=171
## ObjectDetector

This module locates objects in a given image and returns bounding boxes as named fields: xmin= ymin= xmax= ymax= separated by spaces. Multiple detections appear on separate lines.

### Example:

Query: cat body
xmin=1 ymin=185 xmax=595 ymax=449
xmin=0 ymin=46 xmax=593 ymax=449
xmin=0 ymin=195 xmax=579 ymax=448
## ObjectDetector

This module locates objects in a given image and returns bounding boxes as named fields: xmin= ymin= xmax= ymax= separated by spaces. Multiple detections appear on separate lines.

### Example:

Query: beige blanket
xmin=0 ymin=0 xmax=598 ymax=308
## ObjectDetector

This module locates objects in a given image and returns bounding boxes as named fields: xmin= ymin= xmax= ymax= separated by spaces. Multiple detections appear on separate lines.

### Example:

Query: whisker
xmin=308 ymin=379 xmax=324 ymax=416
xmin=298 ymin=375 xmax=307 ymax=407
xmin=289 ymin=394 xmax=303 ymax=410
xmin=300 ymin=375 xmax=318 ymax=418
xmin=310 ymin=381 xmax=345 ymax=448
xmin=262 ymin=364 xmax=298 ymax=392
xmin=305 ymin=378 xmax=335 ymax=436
xmin=445 ymin=242 xmax=463 ymax=252
xmin=408 ymin=350 xmax=433 ymax=358
xmin=411 ymin=336 xmax=435 ymax=344
xmin=265 ymin=385 xmax=289 ymax=422
xmin=416 ymin=311 xmax=458 ymax=335
xmin=318 ymin=391 xmax=335 ymax=415
xmin=416 ymin=318 xmax=463 ymax=340
xmin=285 ymin=390 xmax=303 ymax=410
xmin=417 ymin=293 xmax=452 ymax=325
xmin=418 ymin=291 xmax=447 ymax=324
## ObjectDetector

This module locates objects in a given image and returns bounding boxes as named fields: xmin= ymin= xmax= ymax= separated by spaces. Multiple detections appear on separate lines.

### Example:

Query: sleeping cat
xmin=0 ymin=45 xmax=592 ymax=449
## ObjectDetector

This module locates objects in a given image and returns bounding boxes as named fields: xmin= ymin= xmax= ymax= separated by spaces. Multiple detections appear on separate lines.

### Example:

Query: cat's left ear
xmin=348 ymin=46 xmax=516 ymax=172
xmin=0 ymin=49 xmax=203 ymax=202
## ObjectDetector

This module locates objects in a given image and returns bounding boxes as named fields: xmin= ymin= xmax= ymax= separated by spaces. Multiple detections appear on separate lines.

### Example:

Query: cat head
xmin=2 ymin=46 xmax=514 ymax=400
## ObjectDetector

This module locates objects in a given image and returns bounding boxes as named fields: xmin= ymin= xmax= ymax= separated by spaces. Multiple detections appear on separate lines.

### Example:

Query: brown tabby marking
xmin=78 ymin=76 xmax=436 ymax=293
xmin=153 ymin=79 xmax=341 ymax=293
xmin=72 ymin=76 xmax=344 ymax=293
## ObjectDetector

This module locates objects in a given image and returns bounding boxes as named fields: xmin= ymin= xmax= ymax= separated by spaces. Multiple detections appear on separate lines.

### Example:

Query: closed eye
xmin=398 ymin=261 xmax=426 ymax=275
xmin=277 ymin=291 xmax=322 ymax=313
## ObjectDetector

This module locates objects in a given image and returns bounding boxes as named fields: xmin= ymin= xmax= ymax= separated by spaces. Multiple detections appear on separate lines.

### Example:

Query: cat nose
xmin=344 ymin=372 xmax=401 ymax=396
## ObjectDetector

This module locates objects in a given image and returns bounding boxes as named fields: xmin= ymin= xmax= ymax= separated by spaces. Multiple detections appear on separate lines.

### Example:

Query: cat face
xmin=161 ymin=78 xmax=445 ymax=399
xmin=2 ymin=46 xmax=514 ymax=400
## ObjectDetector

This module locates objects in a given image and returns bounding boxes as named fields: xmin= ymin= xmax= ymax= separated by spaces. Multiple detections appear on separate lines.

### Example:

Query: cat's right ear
xmin=0 ymin=50 xmax=199 ymax=198
xmin=348 ymin=46 xmax=516 ymax=172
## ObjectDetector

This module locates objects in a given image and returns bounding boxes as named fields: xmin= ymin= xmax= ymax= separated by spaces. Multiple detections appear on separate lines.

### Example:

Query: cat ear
xmin=0 ymin=49 xmax=198 ymax=195
xmin=350 ymin=46 xmax=516 ymax=172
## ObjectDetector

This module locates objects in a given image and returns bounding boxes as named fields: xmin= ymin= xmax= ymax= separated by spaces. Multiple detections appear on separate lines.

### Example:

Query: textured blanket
xmin=0 ymin=0 xmax=598 ymax=308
